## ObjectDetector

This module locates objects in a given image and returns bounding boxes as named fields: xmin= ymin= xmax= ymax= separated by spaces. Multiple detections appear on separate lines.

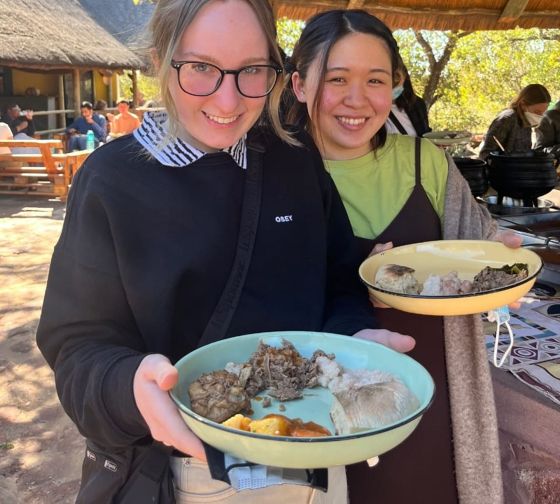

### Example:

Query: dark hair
xmin=394 ymin=55 xmax=417 ymax=111
xmin=13 ymin=116 xmax=27 ymax=128
xmin=284 ymin=9 xmax=401 ymax=150
xmin=94 ymin=99 xmax=108 ymax=110
xmin=511 ymin=83 xmax=551 ymax=125
xmin=81 ymin=101 xmax=93 ymax=110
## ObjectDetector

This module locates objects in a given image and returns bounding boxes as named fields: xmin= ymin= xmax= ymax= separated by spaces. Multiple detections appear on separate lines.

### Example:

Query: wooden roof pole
xmin=347 ymin=0 xmax=366 ymax=8
xmin=131 ymin=70 xmax=139 ymax=108
xmin=57 ymin=74 xmax=67 ymax=128
xmin=499 ymin=0 xmax=530 ymax=23
xmin=270 ymin=0 xmax=280 ymax=18
xmin=73 ymin=68 xmax=81 ymax=117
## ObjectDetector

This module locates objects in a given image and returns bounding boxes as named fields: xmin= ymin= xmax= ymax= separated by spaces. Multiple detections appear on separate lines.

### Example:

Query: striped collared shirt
xmin=133 ymin=110 xmax=247 ymax=169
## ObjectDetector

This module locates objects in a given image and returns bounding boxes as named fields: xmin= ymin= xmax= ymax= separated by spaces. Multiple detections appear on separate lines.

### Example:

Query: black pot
xmin=486 ymin=150 xmax=558 ymax=206
xmin=453 ymin=157 xmax=488 ymax=197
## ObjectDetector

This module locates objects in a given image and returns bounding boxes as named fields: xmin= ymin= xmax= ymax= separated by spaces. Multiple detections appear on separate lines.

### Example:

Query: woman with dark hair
xmin=284 ymin=9 xmax=520 ymax=504
xmin=479 ymin=83 xmax=551 ymax=159
xmin=385 ymin=57 xmax=431 ymax=137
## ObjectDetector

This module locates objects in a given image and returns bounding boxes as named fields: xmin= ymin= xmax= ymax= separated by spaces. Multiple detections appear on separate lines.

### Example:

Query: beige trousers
xmin=170 ymin=456 xmax=348 ymax=504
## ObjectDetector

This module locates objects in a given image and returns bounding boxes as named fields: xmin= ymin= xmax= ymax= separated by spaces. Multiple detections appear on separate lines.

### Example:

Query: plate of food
xmin=359 ymin=240 xmax=542 ymax=316
xmin=170 ymin=331 xmax=434 ymax=468
xmin=423 ymin=130 xmax=472 ymax=146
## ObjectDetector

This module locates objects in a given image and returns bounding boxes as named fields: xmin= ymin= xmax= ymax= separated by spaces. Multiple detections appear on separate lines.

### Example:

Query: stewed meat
xmin=188 ymin=370 xmax=251 ymax=423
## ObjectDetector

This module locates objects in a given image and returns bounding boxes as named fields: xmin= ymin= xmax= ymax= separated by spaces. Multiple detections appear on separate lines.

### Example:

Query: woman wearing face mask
xmin=35 ymin=1 xmax=414 ymax=503
xmin=385 ymin=58 xmax=431 ymax=137
xmin=285 ymin=9 xmax=522 ymax=504
xmin=479 ymin=83 xmax=551 ymax=160
xmin=534 ymin=100 xmax=560 ymax=160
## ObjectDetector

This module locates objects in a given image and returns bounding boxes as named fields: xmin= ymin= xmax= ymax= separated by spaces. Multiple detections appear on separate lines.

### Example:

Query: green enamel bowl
xmin=170 ymin=331 xmax=434 ymax=468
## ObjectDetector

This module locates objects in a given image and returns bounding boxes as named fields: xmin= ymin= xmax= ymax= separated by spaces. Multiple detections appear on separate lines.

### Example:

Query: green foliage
xmin=277 ymin=17 xmax=305 ymax=56
xmin=395 ymin=28 xmax=560 ymax=133
xmin=119 ymin=72 xmax=160 ymax=104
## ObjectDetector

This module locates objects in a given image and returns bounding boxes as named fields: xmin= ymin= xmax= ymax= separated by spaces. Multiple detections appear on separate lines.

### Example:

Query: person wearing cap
xmin=66 ymin=101 xmax=107 ymax=151
xmin=106 ymin=99 xmax=141 ymax=140
xmin=1 ymin=103 xmax=36 ymax=137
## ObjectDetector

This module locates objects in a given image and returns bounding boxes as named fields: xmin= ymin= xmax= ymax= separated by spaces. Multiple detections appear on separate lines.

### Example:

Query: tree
xmin=396 ymin=28 xmax=560 ymax=132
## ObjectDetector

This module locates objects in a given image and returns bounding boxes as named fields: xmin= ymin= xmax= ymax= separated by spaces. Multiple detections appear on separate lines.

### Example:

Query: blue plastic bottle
xmin=86 ymin=129 xmax=95 ymax=151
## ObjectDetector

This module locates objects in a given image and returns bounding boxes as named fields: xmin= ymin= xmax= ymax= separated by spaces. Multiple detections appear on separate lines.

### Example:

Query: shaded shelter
xmin=0 ymin=0 xmax=145 ymax=134
xmin=273 ymin=0 xmax=560 ymax=31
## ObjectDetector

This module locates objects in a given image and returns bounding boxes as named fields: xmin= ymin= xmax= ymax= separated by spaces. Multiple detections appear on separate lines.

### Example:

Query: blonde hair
xmin=149 ymin=0 xmax=294 ymax=145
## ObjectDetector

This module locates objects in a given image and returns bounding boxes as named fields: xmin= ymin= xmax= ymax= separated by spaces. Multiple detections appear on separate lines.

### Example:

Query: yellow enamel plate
xmin=359 ymin=240 xmax=542 ymax=316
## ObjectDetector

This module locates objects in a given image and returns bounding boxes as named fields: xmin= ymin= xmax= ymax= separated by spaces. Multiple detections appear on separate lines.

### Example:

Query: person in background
xmin=0 ymin=121 xmax=13 ymax=154
xmin=479 ymin=83 xmax=551 ymax=160
xmin=36 ymin=1 xmax=412 ymax=503
xmin=285 ymin=9 xmax=521 ymax=504
xmin=106 ymin=98 xmax=141 ymax=139
xmin=2 ymin=103 xmax=36 ymax=138
xmin=93 ymin=99 xmax=108 ymax=118
xmin=10 ymin=117 xmax=40 ymax=154
xmin=534 ymin=100 xmax=560 ymax=159
xmin=385 ymin=57 xmax=431 ymax=137
xmin=0 ymin=119 xmax=38 ymax=158
xmin=66 ymin=101 xmax=107 ymax=151
xmin=93 ymin=99 xmax=110 ymax=134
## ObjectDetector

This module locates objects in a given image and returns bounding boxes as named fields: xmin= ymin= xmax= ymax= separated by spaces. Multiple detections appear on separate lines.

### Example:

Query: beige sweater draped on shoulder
xmin=443 ymin=154 xmax=504 ymax=504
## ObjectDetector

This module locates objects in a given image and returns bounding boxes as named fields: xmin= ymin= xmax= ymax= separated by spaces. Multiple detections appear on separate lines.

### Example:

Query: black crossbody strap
xmin=388 ymin=110 xmax=408 ymax=135
xmin=198 ymin=141 xmax=264 ymax=347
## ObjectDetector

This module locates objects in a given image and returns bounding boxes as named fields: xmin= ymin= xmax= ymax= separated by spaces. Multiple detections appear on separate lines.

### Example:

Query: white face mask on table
xmin=524 ymin=111 xmax=543 ymax=127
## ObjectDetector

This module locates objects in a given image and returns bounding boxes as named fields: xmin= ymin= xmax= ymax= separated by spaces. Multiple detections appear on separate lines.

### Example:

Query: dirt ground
xmin=0 ymin=196 xmax=82 ymax=504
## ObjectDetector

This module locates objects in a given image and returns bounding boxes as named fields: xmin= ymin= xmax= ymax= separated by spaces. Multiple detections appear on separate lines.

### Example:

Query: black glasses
xmin=171 ymin=61 xmax=282 ymax=98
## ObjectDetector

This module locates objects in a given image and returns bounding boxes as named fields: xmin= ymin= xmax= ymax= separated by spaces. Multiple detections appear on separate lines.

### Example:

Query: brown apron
xmin=346 ymin=138 xmax=458 ymax=503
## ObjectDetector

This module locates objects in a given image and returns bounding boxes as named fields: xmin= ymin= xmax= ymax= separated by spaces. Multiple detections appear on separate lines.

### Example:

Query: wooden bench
xmin=0 ymin=139 xmax=89 ymax=199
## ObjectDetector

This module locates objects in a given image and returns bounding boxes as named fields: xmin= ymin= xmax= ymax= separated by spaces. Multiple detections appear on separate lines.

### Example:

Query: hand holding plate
xmin=368 ymin=242 xmax=393 ymax=308
xmin=353 ymin=328 xmax=416 ymax=353
xmin=133 ymin=353 xmax=207 ymax=460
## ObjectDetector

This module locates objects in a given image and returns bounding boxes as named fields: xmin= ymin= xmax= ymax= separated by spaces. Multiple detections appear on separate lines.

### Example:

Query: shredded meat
xmin=188 ymin=340 xmax=337 ymax=423
xmin=472 ymin=266 xmax=528 ymax=292
xmin=241 ymin=340 xmax=334 ymax=401
xmin=188 ymin=370 xmax=251 ymax=423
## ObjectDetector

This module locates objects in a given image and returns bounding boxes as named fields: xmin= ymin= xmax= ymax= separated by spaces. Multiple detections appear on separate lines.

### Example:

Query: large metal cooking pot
xmin=486 ymin=150 xmax=558 ymax=206
xmin=453 ymin=157 xmax=488 ymax=197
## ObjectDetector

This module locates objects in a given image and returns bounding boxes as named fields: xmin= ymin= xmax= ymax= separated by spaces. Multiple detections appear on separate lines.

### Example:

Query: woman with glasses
xmin=36 ymin=1 xmax=413 ymax=503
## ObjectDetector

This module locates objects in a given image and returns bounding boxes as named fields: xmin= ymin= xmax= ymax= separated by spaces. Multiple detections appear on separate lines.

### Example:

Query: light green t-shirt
xmin=324 ymin=134 xmax=448 ymax=240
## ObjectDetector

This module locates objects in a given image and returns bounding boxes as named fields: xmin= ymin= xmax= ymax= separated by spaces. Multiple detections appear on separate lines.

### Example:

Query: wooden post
xmin=57 ymin=74 xmax=66 ymax=128
xmin=131 ymin=70 xmax=139 ymax=108
xmin=72 ymin=68 xmax=81 ymax=117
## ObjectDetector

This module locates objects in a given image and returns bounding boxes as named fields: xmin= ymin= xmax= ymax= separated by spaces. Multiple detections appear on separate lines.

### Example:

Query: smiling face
xmin=169 ymin=0 xmax=269 ymax=152
xmin=292 ymin=33 xmax=394 ymax=160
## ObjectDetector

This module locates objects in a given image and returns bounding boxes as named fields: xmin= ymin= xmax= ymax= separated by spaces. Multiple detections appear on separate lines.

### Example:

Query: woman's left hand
xmin=353 ymin=328 xmax=416 ymax=353
xmin=494 ymin=229 xmax=523 ymax=249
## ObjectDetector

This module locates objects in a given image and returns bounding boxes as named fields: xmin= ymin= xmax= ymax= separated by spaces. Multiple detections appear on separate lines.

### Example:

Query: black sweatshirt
xmin=36 ymin=128 xmax=376 ymax=449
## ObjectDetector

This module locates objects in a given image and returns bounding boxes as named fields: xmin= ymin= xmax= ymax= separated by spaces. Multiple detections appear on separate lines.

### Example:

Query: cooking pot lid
xmin=488 ymin=150 xmax=555 ymax=160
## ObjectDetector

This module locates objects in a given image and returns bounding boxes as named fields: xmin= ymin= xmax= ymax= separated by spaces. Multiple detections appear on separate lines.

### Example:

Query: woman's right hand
xmin=368 ymin=241 xmax=393 ymax=308
xmin=133 ymin=354 xmax=207 ymax=461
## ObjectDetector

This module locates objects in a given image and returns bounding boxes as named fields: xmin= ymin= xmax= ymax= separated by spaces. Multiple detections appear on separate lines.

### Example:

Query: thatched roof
xmin=274 ymin=0 xmax=560 ymax=31
xmin=0 ymin=0 xmax=145 ymax=71
xmin=79 ymin=0 xmax=154 ymax=51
